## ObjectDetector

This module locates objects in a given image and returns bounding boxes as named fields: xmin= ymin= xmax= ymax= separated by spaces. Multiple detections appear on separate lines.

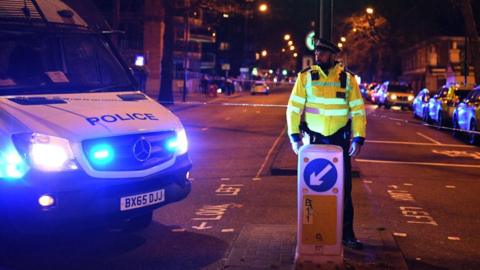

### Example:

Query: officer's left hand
xmin=348 ymin=142 xmax=362 ymax=157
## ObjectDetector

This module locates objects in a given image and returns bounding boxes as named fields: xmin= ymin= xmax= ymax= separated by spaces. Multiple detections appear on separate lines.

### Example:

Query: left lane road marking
xmin=417 ymin=132 xmax=442 ymax=145
xmin=356 ymin=159 xmax=480 ymax=169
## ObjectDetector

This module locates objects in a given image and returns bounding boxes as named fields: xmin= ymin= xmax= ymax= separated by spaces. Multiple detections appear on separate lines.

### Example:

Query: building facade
xmin=400 ymin=36 xmax=475 ymax=92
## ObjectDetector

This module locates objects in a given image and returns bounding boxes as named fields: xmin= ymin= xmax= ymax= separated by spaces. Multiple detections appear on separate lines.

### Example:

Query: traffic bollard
xmin=295 ymin=144 xmax=344 ymax=269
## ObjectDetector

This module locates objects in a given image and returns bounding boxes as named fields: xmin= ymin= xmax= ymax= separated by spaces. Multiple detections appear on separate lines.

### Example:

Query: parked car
xmin=375 ymin=81 xmax=414 ymax=109
xmin=251 ymin=81 xmax=270 ymax=95
xmin=412 ymin=88 xmax=431 ymax=120
xmin=452 ymin=87 xmax=480 ymax=144
xmin=427 ymin=84 xmax=473 ymax=127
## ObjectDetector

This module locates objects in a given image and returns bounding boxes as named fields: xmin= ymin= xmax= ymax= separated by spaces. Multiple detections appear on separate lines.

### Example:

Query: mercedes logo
xmin=132 ymin=137 xmax=152 ymax=162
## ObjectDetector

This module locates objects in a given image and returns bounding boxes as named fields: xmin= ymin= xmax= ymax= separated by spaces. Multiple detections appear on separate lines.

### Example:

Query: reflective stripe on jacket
xmin=286 ymin=63 xmax=366 ymax=142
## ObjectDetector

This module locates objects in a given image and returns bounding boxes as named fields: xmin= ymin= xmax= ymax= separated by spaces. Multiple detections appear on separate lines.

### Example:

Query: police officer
xmin=286 ymin=38 xmax=366 ymax=250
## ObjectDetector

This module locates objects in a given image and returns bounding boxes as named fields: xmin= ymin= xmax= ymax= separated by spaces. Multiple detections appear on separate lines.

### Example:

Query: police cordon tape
xmin=60 ymin=95 xmax=480 ymax=136
xmin=165 ymin=99 xmax=480 ymax=136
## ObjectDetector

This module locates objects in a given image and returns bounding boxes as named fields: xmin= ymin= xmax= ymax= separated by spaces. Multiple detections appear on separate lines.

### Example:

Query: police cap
xmin=315 ymin=38 xmax=341 ymax=54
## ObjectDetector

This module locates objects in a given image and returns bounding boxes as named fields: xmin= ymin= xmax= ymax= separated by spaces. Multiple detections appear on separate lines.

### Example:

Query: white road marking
xmin=403 ymin=183 xmax=413 ymax=186
xmin=356 ymin=159 xmax=480 ymax=169
xmin=365 ymin=140 xmax=474 ymax=148
xmin=255 ymin=128 xmax=286 ymax=178
xmin=201 ymin=127 xmax=209 ymax=131
xmin=395 ymin=122 xmax=402 ymax=126
xmin=192 ymin=222 xmax=213 ymax=230
xmin=363 ymin=180 xmax=373 ymax=184
xmin=416 ymin=258 xmax=422 ymax=261
xmin=362 ymin=182 xmax=373 ymax=194
xmin=393 ymin=232 xmax=408 ymax=237
xmin=256 ymin=111 xmax=261 ymax=114
xmin=252 ymin=177 xmax=261 ymax=181
xmin=445 ymin=185 xmax=456 ymax=189
xmin=172 ymin=228 xmax=186 ymax=232
xmin=221 ymin=228 xmax=235 ymax=233
xmin=416 ymin=132 xmax=442 ymax=145
xmin=225 ymin=117 xmax=231 ymax=121
xmin=389 ymin=117 xmax=405 ymax=122
xmin=448 ymin=236 xmax=461 ymax=241
xmin=221 ymin=177 xmax=230 ymax=181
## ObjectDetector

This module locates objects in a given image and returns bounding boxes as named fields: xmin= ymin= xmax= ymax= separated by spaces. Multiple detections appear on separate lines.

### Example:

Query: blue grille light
xmin=166 ymin=138 xmax=178 ymax=152
xmin=90 ymin=144 xmax=114 ymax=165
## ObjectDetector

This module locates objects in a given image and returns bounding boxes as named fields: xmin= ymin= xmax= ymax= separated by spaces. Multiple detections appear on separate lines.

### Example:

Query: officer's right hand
xmin=291 ymin=141 xmax=302 ymax=155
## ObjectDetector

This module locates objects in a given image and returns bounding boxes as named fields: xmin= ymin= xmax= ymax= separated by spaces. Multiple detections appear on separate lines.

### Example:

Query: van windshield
xmin=0 ymin=30 xmax=134 ymax=95
xmin=387 ymin=84 xmax=411 ymax=93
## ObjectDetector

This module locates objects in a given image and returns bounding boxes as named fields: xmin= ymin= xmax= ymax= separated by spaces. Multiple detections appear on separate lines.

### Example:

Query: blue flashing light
xmin=166 ymin=138 xmax=178 ymax=152
xmin=89 ymin=144 xmax=114 ymax=165
xmin=1 ymin=149 xmax=28 ymax=180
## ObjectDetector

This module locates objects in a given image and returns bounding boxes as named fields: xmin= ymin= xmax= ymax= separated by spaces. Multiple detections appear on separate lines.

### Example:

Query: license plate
xmin=120 ymin=189 xmax=165 ymax=211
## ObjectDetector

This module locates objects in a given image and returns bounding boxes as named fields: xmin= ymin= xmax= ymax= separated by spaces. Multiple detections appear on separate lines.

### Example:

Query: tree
xmin=339 ymin=11 xmax=391 ymax=82
xmin=453 ymin=0 xmax=480 ymax=84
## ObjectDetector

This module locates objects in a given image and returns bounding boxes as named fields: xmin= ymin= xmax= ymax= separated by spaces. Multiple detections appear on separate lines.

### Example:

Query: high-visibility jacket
xmin=286 ymin=63 xmax=366 ymax=143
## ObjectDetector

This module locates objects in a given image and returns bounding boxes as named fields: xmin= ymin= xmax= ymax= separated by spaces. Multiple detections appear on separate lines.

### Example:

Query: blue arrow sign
xmin=303 ymin=158 xmax=337 ymax=192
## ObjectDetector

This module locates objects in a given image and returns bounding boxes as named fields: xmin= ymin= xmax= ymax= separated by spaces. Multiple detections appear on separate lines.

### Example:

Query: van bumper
xmin=0 ymin=154 xmax=192 ymax=233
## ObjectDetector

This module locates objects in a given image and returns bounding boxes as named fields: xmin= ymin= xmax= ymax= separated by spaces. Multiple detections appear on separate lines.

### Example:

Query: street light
xmin=293 ymin=52 xmax=298 ymax=58
xmin=289 ymin=45 xmax=295 ymax=51
xmin=340 ymin=36 xmax=346 ymax=42
xmin=338 ymin=43 xmax=343 ymax=48
xmin=288 ymin=40 xmax=293 ymax=46
xmin=284 ymin=34 xmax=291 ymax=41
xmin=366 ymin=7 xmax=374 ymax=14
xmin=259 ymin=3 xmax=268 ymax=13
xmin=282 ymin=48 xmax=286 ymax=52
xmin=261 ymin=50 xmax=268 ymax=57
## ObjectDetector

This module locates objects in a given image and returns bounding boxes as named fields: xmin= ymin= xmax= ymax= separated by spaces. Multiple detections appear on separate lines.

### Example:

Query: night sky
xmin=257 ymin=0 xmax=478 ymax=54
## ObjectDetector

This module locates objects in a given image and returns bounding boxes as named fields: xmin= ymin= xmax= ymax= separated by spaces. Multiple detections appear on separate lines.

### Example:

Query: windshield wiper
xmin=88 ymin=84 xmax=133 ymax=93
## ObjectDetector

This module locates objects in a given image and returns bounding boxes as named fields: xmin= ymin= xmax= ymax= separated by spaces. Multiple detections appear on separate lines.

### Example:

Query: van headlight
xmin=12 ymin=133 xmax=78 ymax=172
xmin=390 ymin=94 xmax=397 ymax=100
xmin=166 ymin=128 xmax=189 ymax=155
xmin=408 ymin=95 xmax=414 ymax=101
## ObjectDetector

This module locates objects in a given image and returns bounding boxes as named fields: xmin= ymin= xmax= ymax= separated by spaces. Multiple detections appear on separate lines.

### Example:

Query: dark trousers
xmin=307 ymin=126 xmax=356 ymax=240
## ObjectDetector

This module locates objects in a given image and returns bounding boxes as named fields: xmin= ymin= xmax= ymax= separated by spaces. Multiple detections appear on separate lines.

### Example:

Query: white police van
xmin=0 ymin=0 xmax=191 ymax=232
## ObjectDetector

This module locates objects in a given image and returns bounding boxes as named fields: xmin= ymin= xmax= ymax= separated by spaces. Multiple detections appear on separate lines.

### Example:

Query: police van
xmin=0 ymin=1 xmax=191 ymax=232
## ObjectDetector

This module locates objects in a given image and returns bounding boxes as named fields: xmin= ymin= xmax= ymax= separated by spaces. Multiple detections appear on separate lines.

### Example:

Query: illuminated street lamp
xmin=289 ymin=45 xmax=295 ymax=51
xmin=284 ymin=34 xmax=291 ymax=41
xmin=340 ymin=36 xmax=346 ymax=42
xmin=282 ymin=48 xmax=286 ymax=52
xmin=261 ymin=50 xmax=268 ymax=57
xmin=338 ymin=43 xmax=343 ymax=49
xmin=293 ymin=52 xmax=298 ymax=58
xmin=353 ymin=28 xmax=357 ymax=33
xmin=223 ymin=13 xmax=229 ymax=18
xmin=366 ymin=7 xmax=374 ymax=14
xmin=259 ymin=3 xmax=268 ymax=13
xmin=288 ymin=40 xmax=293 ymax=46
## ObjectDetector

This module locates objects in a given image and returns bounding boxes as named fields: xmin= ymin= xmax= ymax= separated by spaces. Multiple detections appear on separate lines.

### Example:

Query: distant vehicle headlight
xmin=391 ymin=94 xmax=397 ymax=100
xmin=12 ymin=133 xmax=77 ymax=172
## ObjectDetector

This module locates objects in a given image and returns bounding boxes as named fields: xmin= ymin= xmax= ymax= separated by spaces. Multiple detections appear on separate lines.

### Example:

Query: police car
xmin=452 ymin=87 xmax=480 ymax=145
xmin=427 ymin=84 xmax=472 ymax=127
xmin=412 ymin=88 xmax=431 ymax=120
xmin=0 ymin=1 xmax=191 ymax=232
